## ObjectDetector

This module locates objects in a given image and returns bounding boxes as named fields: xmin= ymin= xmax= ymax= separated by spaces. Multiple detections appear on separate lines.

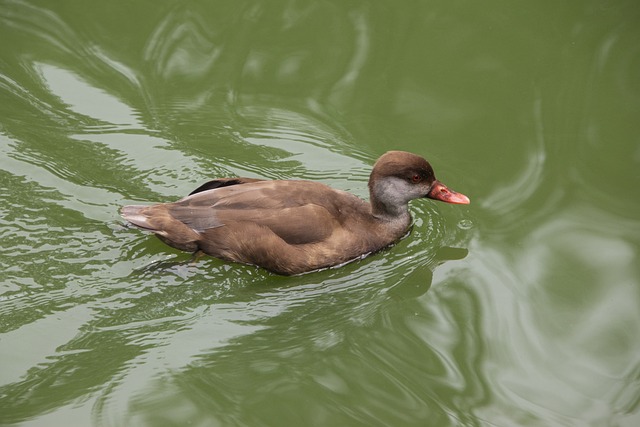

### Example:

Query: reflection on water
xmin=469 ymin=203 xmax=640 ymax=426
xmin=1 ymin=0 xmax=639 ymax=426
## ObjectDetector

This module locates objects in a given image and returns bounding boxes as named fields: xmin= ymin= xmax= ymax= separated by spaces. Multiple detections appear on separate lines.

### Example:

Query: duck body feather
xmin=122 ymin=178 xmax=410 ymax=275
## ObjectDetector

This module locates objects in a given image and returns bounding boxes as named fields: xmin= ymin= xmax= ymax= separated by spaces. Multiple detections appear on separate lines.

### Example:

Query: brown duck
xmin=121 ymin=151 xmax=470 ymax=275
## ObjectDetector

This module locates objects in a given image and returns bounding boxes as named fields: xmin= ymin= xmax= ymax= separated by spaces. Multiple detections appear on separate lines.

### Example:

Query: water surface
xmin=1 ymin=1 xmax=639 ymax=426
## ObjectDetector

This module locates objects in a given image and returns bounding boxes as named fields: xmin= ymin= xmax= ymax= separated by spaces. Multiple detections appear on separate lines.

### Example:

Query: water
xmin=1 ymin=1 xmax=639 ymax=426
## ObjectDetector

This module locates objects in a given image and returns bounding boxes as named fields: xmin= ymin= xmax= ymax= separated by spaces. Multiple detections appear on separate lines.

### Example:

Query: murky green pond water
xmin=1 ymin=1 xmax=639 ymax=426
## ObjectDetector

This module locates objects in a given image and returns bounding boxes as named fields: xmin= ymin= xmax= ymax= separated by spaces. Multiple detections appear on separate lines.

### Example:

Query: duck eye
xmin=411 ymin=174 xmax=421 ymax=183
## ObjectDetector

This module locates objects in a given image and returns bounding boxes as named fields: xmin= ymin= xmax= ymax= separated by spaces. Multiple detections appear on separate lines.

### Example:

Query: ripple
xmin=37 ymin=63 xmax=140 ymax=127
xmin=457 ymin=219 xmax=473 ymax=230
xmin=466 ymin=202 xmax=640 ymax=426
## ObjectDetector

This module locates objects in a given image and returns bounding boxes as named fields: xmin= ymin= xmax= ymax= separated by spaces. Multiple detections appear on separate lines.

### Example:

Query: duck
xmin=121 ymin=151 xmax=470 ymax=275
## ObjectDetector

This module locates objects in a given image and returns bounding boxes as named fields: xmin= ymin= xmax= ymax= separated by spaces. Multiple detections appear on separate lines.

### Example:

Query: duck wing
xmin=165 ymin=180 xmax=363 ymax=245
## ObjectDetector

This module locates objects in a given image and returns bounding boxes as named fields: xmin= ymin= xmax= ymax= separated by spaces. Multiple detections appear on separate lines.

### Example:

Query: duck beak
xmin=426 ymin=180 xmax=470 ymax=204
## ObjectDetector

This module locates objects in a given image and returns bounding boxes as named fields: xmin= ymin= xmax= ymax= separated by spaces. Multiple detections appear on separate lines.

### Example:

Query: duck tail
xmin=120 ymin=205 xmax=155 ymax=230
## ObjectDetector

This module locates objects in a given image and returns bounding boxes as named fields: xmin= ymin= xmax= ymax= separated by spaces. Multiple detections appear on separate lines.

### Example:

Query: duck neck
xmin=368 ymin=178 xmax=412 ymax=221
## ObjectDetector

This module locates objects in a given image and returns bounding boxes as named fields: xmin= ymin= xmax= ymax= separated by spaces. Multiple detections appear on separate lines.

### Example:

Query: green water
xmin=1 ymin=1 xmax=639 ymax=426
